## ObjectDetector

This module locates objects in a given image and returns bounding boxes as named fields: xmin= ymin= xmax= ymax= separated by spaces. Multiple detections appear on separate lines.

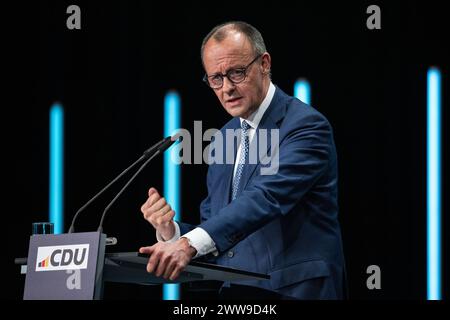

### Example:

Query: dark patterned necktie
xmin=232 ymin=120 xmax=250 ymax=200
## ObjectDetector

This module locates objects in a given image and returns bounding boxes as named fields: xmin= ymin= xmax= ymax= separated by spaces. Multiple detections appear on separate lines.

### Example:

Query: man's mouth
xmin=226 ymin=97 xmax=243 ymax=105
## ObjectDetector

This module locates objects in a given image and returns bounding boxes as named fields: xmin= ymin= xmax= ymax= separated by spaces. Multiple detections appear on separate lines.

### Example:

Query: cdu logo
xmin=35 ymin=244 xmax=89 ymax=272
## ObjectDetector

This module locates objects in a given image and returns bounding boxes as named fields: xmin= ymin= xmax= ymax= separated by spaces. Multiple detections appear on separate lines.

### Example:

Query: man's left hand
xmin=139 ymin=238 xmax=197 ymax=281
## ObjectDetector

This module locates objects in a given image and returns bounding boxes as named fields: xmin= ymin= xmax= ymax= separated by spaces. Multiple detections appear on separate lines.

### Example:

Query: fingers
xmin=146 ymin=248 xmax=161 ymax=274
xmin=141 ymin=189 xmax=175 ymax=228
xmin=146 ymin=187 xmax=161 ymax=206
xmin=163 ymin=261 xmax=177 ymax=279
xmin=141 ymin=188 xmax=159 ymax=212
xmin=153 ymin=206 xmax=172 ymax=223
xmin=151 ymin=197 xmax=168 ymax=213
xmin=142 ymin=190 xmax=160 ymax=211
xmin=141 ymin=242 xmax=190 ymax=281
xmin=143 ymin=202 xmax=174 ymax=227
xmin=169 ymin=261 xmax=186 ymax=281
xmin=139 ymin=246 xmax=153 ymax=254
xmin=148 ymin=191 xmax=160 ymax=207
xmin=148 ymin=187 xmax=157 ymax=197
xmin=161 ymin=210 xmax=175 ymax=226
xmin=142 ymin=195 xmax=166 ymax=215
xmin=155 ymin=254 xmax=170 ymax=277
xmin=157 ymin=255 xmax=187 ymax=280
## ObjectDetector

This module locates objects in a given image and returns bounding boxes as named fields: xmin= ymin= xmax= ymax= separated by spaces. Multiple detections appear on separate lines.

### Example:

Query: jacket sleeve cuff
xmin=182 ymin=227 xmax=218 ymax=258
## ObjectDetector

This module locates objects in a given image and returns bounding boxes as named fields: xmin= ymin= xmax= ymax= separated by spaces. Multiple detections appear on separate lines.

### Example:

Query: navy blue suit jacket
xmin=179 ymin=86 xmax=345 ymax=299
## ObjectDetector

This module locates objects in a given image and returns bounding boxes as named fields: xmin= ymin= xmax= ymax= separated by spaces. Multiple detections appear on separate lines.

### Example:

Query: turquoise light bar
xmin=427 ymin=67 xmax=442 ymax=300
xmin=163 ymin=91 xmax=181 ymax=300
xmin=294 ymin=78 xmax=311 ymax=105
xmin=49 ymin=103 xmax=64 ymax=234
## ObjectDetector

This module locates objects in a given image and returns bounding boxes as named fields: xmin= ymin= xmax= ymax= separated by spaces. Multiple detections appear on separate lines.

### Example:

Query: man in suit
xmin=139 ymin=21 xmax=346 ymax=299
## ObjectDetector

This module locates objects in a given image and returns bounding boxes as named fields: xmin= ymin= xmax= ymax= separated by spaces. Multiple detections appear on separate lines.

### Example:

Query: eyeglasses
xmin=203 ymin=54 xmax=262 ymax=89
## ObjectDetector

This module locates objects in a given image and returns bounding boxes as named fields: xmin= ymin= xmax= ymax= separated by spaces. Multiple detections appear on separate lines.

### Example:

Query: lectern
xmin=16 ymin=232 xmax=269 ymax=300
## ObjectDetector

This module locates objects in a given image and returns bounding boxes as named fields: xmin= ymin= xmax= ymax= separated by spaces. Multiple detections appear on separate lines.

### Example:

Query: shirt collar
xmin=239 ymin=82 xmax=276 ymax=129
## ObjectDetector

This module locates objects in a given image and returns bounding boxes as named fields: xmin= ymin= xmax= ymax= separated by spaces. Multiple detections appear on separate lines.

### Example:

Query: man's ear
xmin=261 ymin=52 xmax=271 ymax=75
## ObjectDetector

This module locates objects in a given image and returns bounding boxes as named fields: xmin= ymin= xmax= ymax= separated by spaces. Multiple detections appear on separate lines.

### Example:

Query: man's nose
xmin=222 ymin=77 xmax=236 ymax=95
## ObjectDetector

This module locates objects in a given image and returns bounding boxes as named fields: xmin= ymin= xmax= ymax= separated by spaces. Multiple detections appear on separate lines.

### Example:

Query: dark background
xmin=4 ymin=0 xmax=448 ymax=300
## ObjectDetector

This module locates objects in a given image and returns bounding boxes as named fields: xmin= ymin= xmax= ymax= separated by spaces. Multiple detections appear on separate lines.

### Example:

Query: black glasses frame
xmin=203 ymin=54 xmax=262 ymax=89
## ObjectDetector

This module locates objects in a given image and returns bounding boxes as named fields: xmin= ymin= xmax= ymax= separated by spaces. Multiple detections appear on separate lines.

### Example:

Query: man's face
xmin=202 ymin=31 xmax=271 ymax=119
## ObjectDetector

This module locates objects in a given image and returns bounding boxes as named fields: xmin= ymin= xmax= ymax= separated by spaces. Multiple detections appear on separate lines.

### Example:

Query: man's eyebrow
xmin=210 ymin=65 xmax=246 ymax=76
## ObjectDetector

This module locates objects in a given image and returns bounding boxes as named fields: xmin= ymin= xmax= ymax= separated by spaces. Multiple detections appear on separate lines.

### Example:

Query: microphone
xmin=96 ymin=135 xmax=179 ymax=233
xmin=67 ymin=137 xmax=170 ymax=233
xmin=143 ymin=136 xmax=172 ymax=159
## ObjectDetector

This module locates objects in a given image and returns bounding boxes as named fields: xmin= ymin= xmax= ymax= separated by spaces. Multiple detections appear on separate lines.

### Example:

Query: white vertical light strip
xmin=163 ymin=91 xmax=181 ymax=300
xmin=294 ymin=78 xmax=311 ymax=105
xmin=49 ymin=102 xmax=64 ymax=234
xmin=427 ymin=67 xmax=442 ymax=300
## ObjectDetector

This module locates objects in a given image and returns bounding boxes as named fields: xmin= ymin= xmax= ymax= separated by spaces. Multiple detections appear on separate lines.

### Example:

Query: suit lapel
xmin=219 ymin=86 xmax=288 ymax=204
xmin=240 ymin=119 xmax=278 ymax=191
xmin=239 ymin=87 xmax=287 ymax=193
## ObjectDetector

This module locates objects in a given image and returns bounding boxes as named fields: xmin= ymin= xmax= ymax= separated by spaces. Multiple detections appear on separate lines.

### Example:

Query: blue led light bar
xmin=427 ymin=67 xmax=442 ymax=300
xmin=163 ymin=91 xmax=181 ymax=300
xmin=294 ymin=78 xmax=311 ymax=105
xmin=49 ymin=103 xmax=64 ymax=234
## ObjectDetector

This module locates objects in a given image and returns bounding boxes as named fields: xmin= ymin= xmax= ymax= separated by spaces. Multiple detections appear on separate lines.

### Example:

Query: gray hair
xmin=200 ymin=21 xmax=267 ymax=62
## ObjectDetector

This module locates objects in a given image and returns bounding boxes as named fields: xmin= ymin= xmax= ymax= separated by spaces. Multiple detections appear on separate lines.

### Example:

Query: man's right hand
xmin=141 ymin=187 xmax=176 ymax=241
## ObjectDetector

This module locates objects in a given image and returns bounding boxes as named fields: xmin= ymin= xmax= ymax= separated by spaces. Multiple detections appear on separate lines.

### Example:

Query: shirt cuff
xmin=155 ymin=221 xmax=180 ymax=243
xmin=182 ymin=227 xmax=218 ymax=258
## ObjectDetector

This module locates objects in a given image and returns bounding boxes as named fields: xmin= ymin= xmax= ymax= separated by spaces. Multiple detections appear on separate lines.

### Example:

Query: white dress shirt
xmin=156 ymin=82 xmax=276 ymax=258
